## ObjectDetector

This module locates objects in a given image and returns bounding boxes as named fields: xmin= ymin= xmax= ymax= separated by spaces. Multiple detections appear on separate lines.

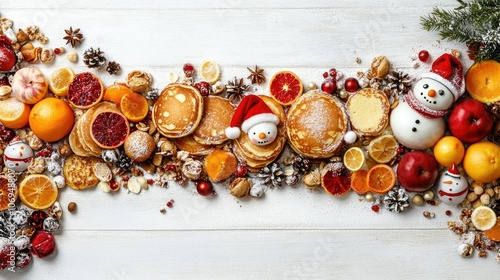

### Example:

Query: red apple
xmin=397 ymin=151 xmax=438 ymax=192
xmin=0 ymin=36 xmax=16 ymax=72
xmin=448 ymin=98 xmax=494 ymax=143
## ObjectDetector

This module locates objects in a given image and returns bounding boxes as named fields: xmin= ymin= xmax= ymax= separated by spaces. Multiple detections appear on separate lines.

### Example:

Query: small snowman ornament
xmin=436 ymin=163 xmax=469 ymax=205
xmin=225 ymin=94 xmax=280 ymax=146
xmin=3 ymin=136 xmax=34 ymax=172
xmin=390 ymin=54 xmax=465 ymax=150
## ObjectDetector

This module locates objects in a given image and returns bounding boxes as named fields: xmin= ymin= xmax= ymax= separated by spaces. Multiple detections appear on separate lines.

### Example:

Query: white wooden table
xmin=1 ymin=0 xmax=499 ymax=279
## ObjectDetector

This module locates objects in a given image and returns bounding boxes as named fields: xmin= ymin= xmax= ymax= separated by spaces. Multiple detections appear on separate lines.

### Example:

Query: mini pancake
xmin=63 ymin=154 xmax=101 ymax=190
xmin=346 ymin=88 xmax=389 ymax=136
xmin=173 ymin=135 xmax=217 ymax=156
xmin=286 ymin=91 xmax=348 ymax=159
xmin=68 ymin=122 xmax=92 ymax=157
xmin=152 ymin=84 xmax=204 ymax=138
xmin=193 ymin=96 xmax=235 ymax=145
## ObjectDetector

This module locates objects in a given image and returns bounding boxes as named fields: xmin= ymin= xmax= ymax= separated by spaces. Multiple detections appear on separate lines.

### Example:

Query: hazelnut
xmin=480 ymin=194 xmax=490 ymax=205
xmin=472 ymin=199 xmax=483 ymax=209
xmin=126 ymin=70 xmax=152 ymax=92
xmin=58 ymin=143 xmax=73 ymax=157
xmin=0 ymin=85 xmax=11 ymax=100
xmin=67 ymin=202 xmax=77 ymax=213
xmin=466 ymin=192 xmax=478 ymax=202
xmin=485 ymin=188 xmax=495 ymax=197
xmin=412 ymin=194 xmax=424 ymax=206
xmin=474 ymin=186 xmax=484 ymax=195
xmin=67 ymin=51 xmax=78 ymax=62
xmin=370 ymin=55 xmax=390 ymax=79
xmin=229 ymin=177 xmax=252 ymax=198
xmin=303 ymin=169 xmax=321 ymax=190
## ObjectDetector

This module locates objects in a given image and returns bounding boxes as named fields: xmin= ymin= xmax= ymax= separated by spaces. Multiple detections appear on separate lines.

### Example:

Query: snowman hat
xmin=421 ymin=53 xmax=465 ymax=101
xmin=446 ymin=163 xmax=460 ymax=178
xmin=225 ymin=95 xmax=279 ymax=139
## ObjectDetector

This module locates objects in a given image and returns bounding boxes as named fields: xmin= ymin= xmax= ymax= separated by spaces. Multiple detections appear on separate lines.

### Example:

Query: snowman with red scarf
xmin=390 ymin=54 xmax=465 ymax=150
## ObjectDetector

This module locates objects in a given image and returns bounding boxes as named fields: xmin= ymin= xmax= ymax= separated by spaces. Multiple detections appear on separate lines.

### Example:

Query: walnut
xmin=24 ymin=25 xmax=40 ymax=40
xmin=158 ymin=138 xmax=176 ymax=156
xmin=303 ymin=169 xmax=321 ymax=190
xmin=130 ymin=167 xmax=144 ymax=177
xmin=229 ymin=177 xmax=252 ymax=198
xmin=40 ymin=47 xmax=55 ymax=63
xmin=28 ymin=158 xmax=46 ymax=174
xmin=181 ymin=160 xmax=203 ymax=180
xmin=0 ymin=18 xmax=13 ymax=30
xmin=458 ymin=244 xmax=473 ymax=258
xmin=126 ymin=70 xmax=152 ymax=92
xmin=371 ymin=55 xmax=390 ymax=79
xmin=36 ymin=32 xmax=48 ymax=44
xmin=28 ymin=134 xmax=43 ymax=150
xmin=135 ymin=122 xmax=149 ymax=132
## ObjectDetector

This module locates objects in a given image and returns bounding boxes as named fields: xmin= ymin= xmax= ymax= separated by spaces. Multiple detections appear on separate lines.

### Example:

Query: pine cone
xmin=83 ymin=47 xmax=106 ymax=68
xmin=383 ymin=187 xmax=410 ymax=213
xmin=114 ymin=152 xmax=134 ymax=173
xmin=291 ymin=155 xmax=311 ymax=175
xmin=106 ymin=61 xmax=121 ymax=75
xmin=257 ymin=162 xmax=284 ymax=188
xmin=145 ymin=88 xmax=160 ymax=100
xmin=386 ymin=71 xmax=412 ymax=96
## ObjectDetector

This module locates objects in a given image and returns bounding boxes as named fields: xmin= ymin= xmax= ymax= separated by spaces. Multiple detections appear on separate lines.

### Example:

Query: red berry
xmin=322 ymin=72 xmax=328 ymax=79
xmin=234 ymin=164 xmax=248 ymax=177
xmin=183 ymin=63 xmax=195 ymax=77
xmin=329 ymin=68 xmax=337 ymax=79
xmin=0 ymin=122 xmax=14 ymax=142
xmin=194 ymin=81 xmax=211 ymax=97
xmin=165 ymin=164 xmax=177 ymax=172
xmin=31 ymin=231 xmax=56 ymax=258
xmin=426 ymin=200 xmax=436 ymax=206
xmin=418 ymin=50 xmax=430 ymax=62
xmin=344 ymin=78 xmax=359 ymax=93
xmin=122 ymin=176 xmax=129 ymax=182
xmin=445 ymin=210 xmax=452 ymax=216
xmin=147 ymin=179 xmax=154 ymax=185
xmin=371 ymin=205 xmax=379 ymax=212
xmin=487 ymin=245 xmax=494 ymax=251
xmin=321 ymin=78 xmax=336 ymax=94
xmin=110 ymin=180 xmax=119 ymax=191
xmin=166 ymin=201 xmax=173 ymax=208
xmin=54 ymin=48 xmax=61 ymax=55
xmin=196 ymin=181 xmax=213 ymax=196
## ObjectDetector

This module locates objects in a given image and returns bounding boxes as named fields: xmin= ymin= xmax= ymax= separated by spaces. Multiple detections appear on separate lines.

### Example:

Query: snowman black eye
xmin=253 ymin=132 xmax=256 ymax=135
xmin=423 ymin=84 xmax=429 ymax=89
xmin=438 ymin=90 xmax=445 ymax=96
xmin=268 ymin=132 xmax=270 ymax=134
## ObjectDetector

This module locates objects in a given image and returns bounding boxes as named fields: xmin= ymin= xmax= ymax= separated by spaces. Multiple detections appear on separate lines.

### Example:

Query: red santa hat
xmin=446 ymin=163 xmax=460 ymax=178
xmin=225 ymin=95 xmax=280 ymax=139
xmin=421 ymin=53 xmax=465 ymax=101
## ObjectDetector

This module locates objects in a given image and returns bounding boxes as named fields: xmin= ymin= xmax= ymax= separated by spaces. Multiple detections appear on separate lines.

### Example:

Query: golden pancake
xmin=152 ymin=84 xmax=204 ymax=138
xmin=286 ymin=91 xmax=348 ymax=159
xmin=346 ymin=88 xmax=389 ymax=136
xmin=193 ymin=96 xmax=235 ymax=145
xmin=68 ymin=123 xmax=92 ymax=157
xmin=63 ymin=154 xmax=100 ymax=190
xmin=173 ymin=135 xmax=216 ymax=156
xmin=232 ymin=142 xmax=276 ymax=171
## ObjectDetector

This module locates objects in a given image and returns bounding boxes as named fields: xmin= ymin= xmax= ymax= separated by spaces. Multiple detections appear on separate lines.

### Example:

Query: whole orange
xmin=433 ymin=136 xmax=465 ymax=167
xmin=463 ymin=141 xmax=500 ymax=183
xmin=29 ymin=97 xmax=75 ymax=142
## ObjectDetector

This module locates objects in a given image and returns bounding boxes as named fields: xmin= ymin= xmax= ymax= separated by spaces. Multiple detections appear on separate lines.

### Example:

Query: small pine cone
xmin=292 ymin=155 xmax=311 ymax=175
xmin=145 ymin=88 xmax=160 ymax=100
xmin=83 ymin=47 xmax=106 ymax=68
xmin=383 ymin=187 xmax=410 ymax=213
xmin=257 ymin=162 xmax=284 ymax=188
xmin=114 ymin=152 xmax=134 ymax=173
xmin=106 ymin=61 xmax=121 ymax=75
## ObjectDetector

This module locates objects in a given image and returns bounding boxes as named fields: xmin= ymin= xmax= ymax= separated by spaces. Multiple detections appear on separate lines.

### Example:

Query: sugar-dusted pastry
xmin=193 ymin=96 xmax=235 ymax=145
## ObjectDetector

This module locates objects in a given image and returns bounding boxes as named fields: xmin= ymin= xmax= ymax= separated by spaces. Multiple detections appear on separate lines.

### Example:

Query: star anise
xmin=226 ymin=77 xmax=250 ymax=103
xmin=247 ymin=65 xmax=266 ymax=85
xmin=63 ymin=27 xmax=83 ymax=48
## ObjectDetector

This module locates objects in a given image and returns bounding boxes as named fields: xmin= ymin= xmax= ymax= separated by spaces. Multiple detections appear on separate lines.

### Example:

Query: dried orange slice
xmin=0 ymin=175 xmax=17 ymax=211
xmin=484 ymin=218 xmax=500 ymax=241
xmin=48 ymin=67 xmax=75 ymax=97
xmin=343 ymin=147 xmax=365 ymax=171
xmin=471 ymin=206 xmax=497 ymax=231
xmin=0 ymin=97 xmax=30 ymax=129
xmin=350 ymin=170 xmax=369 ymax=194
xmin=120 ymin=92 xmax=149 ymax=122
xmin=366 ymin=164 xmax=396 ymax=194
xmin=200 ymin=60 xmax=221 ymax=85
xmin=19 ymin=174 xmax=58 ymax=210
xmin=367 ymin=135 xmax=398 ymax=164
xmin=269 ymin=70 xmax=303 ymax=106
xmin=104 ymin=82 xmax=135 ymax=107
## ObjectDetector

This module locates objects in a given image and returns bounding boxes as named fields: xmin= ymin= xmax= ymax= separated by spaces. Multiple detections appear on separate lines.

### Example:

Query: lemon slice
xmin=471 ymin=206 xmax=497 ymax=231
xmin=343 ymin=147 xmax=365 ymax=171
xmin=200 ymin=60 xmax=221 ymax=84
xmin=49 ymin=67 xmax=75 ymax=97
xmin=368 ymin=134 xmax=398 ymax=164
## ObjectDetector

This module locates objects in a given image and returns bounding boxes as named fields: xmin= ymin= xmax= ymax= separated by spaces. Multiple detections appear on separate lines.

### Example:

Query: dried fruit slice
xmin=200 ymin=60 xmax=221 ymax=85
xmin=321 ymin=162 xmax=351 ymax=196
xmin=0 ymin=175 xmax=17 ymax=211
xmin=67 ymin=72 xmax=104 ymax=109
xmin=19 ymin=174 xmax=58 ymax=210
xmin=0 ymin=97 xmax=30 ymax=129
xmin=484 ymin=218 xmax=500 ymax=241
xmin=269 ymin=70 xmax=303 ymax=106
xmin=103 ymin=82 xmax=135 ymax=106
xmin=90 ymin=110 xmax=129 ymax=149
xmin=48 ymin=67 xmax=75 ymax=97
xmin=471 ymin=206 xmax=497 ymax=231
xmin=366 ymin=164 xmax=396 ymax=194
xmin=343 ymin=147 xmax=365 ymax=171
xmin=204 ymin=150 xmax=238 ymax=182
xmin=120 ymin=92 xmax=149 ymax=122
xmin=350 ymin=170 xmax=369 ymax=195
xmin=367 ymin=135 xmax=398 ymax=164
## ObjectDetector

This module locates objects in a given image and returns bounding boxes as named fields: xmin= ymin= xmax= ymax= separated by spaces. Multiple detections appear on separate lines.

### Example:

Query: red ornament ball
xmin=31 ymin=231 xmax=56 ymax=258
xmin=234 ymin=164 xmax=248 ymax=177
xmin=418 ymin=50 xmax=430 ymax=62
xmin=196 ymin=181 xmax=214 ymax=196
xmin=194 ymin=81 xmax=212 ymax=97
xmin=344 ymin=78 xmax=359 ymax=93
xmin=321 ymin=78 xmax=336 ymax=94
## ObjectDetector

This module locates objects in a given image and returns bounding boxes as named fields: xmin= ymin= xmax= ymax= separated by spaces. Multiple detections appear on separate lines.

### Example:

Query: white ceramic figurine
xmin=436 ymin=163 xmax=469 ymax=205
xmin=3 ymin=136 xmax=34 ymax=172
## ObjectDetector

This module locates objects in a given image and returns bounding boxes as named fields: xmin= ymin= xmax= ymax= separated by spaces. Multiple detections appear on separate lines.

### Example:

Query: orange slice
xmin=366 ymin=164 xmax=396 ymax=194
xmin=48 ymin=67 xmax=75 ymax=97
xmin=367 ymin=135 xmax=398 ymax=164
xmin=200 ymin=60 xmax=221 ymax=85
xmin=269 ymin=70 xmax=303 ymax=106
xmin=19 ymin=174 xmax=58 ymax=210
xmin=343 ymin=147 xmax=365 ymax=171
xmin=0 ymin=97 xmax=30 ymax=129
xmin=104 ymin=82 xmax=135 ymax=106
xmin=120 ymin=92 xmax=149 ymax=122
xmin=0 ymin=175 xmax=17 ymax=211
xmin=484 ymin=218 xmax=500 ymax=241
xmin=350 ymin=170 xmax=369 ymax=194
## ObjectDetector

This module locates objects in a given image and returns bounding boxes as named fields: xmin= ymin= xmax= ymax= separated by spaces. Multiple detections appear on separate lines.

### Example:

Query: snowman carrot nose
xmin=259 ymin=132 xmax=266 ymax=139
xmin=427 ymin=89 xmax=436 ymax=97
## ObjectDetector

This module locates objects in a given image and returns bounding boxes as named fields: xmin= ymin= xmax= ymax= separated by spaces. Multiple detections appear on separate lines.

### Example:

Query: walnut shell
xmin=127 ymin=70 xmax=152 ymax=92
xmin=370 ymin=55 xmax=390 ymax=79
xmin=229 ymin=177 xmax=252 ymax=198
xmin=302 ymin=169 xmax=321 ymax=190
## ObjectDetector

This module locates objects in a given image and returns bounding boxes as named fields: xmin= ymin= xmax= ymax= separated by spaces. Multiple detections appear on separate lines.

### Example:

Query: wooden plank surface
xmin=0 ymin=0 xmax=498 ymax=279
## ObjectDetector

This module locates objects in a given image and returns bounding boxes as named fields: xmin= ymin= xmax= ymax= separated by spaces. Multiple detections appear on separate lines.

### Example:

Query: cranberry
xmin=183 ymin=63 xmax=195 ymax=77
xmin=426 ymin=200 xmax=436 ymax=206
xmin=344 ymin=78 xmax=359 ymax=93
xmin=35 ymin=143 xmax=53 ymax=158
xmin=31 ymin=231 xmax=56 ymax=258
xmin=194 ymin=81 xmax=211 ymax=97
xmin=122 ymin=176 xmax=129 ymax=182
xmin=234 ymin=164 xmax=248 ymax=177
xmin=109 ymin=180 xmax=119 ymax=191
xmin=371 ymin=205 xmax=379 ymax=213
xmin=445 ymin=210 xmax=452 ymax=216
xmin=396 ymin=147 xmax=403 ymax=155
xmin=418 ymin=50 xmax=430 ymax=62
xmin=29 ymin=210 xmax=48 ymax=230
xmin=321 ymin=78 xmax=336 ymax=94
xmin=329 ymin=68 xmax=337 ymax=79
xmin=147 ymin=179 xmax=154 ymax=185
xmin=195 ymin=181 xmax=214 ymax=196
xmin=322 ymin=72 xmax=328 ymax=79
xmin=0 ymin=123 xmax=15 ymax=143
xmin=0 ymin=76 xmax=9 ymax=86
xmin=53 ymin=48 xmax=61 ymax=55
xmin=165 ymin=164 xmax=177 ymax=172
xmin=487 ymin=245 xmax=494 ymax=251
xmin=166 ymin=201 xmax=173 ymax=208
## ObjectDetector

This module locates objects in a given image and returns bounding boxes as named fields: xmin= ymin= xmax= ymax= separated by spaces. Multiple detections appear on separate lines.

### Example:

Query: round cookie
xmin=63 ymin=155 xmax=100 ymax=190
xmin=346 ymin=88 xmax=389 ymax=136
xmin=124 ymin=130 xmax=155 ymax=162
xmin=193 ymin=96 xmax=235 ymax=145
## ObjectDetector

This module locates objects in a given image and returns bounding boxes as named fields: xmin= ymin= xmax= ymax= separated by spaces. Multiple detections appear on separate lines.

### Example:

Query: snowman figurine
xmin=436 ymin=163 xmax=469 ymax=205
xmin=390 ymin=54 xmax=465 ymax=150
xmin=3 ymin=136 xmax=34 ymax=172
xmin=225 ymin=94 xmax=280 ymax=146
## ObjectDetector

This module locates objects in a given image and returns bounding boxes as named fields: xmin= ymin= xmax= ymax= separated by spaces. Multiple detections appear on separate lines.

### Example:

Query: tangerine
xmin=366 ymin=164 xmax=396 ymax=194
xmin=29 ymin=97 xmax=75 ymax=142
xmin=19 ymin=174 xmax=58 ymax=210
xmin=269 ymin=70 xmax=303 ymax=106
xmin=0 ymin=97 xmax=30 ymax=129
xmin=463 ymin=141 xmax=500 ymax=183
xmin=433 ymin=136 xmax=465 ymax=167
xmin=120 ymin=92 xmax=149 ymax=122
xmin=104 ymin=82 xmax=135 ymax=107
